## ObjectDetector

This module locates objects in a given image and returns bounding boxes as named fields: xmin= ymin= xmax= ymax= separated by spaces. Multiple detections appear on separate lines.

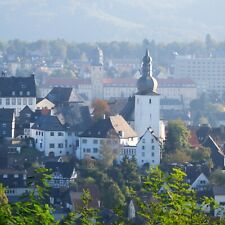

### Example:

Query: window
xmin=151 ymin=139 xmax=154 ymax=143
xmin=142 ymin=139 xmax=145 ymax=143
xmin=27 ymin=91 xmax=30 ymax=96
xmin=142 ymin=152 xmax=145 ymax=157
xmin=3 ymin=174 xmax=8 ymax=178
xmin=17 ymin=98 xmax=21 ymax=105
xmin=23 ymin=98 xmax=27 ymax=105
xmin=12 ymin=91 xmax=15 ymax=96
xmin=12 ymin=98 xmax=16 ymax=105
xmin=68 ymin=132 xmax=72 ymax=136
xmin=151 ymin=152 xmax=155 ymax=157
xmin=58 ymin=143 xmax=63 ymax=148
xmin=28 ymin=98 xmax=33 ymax=105
xmin=142 ymin=146 xmax=145 ymax=150
xmin=14 ymin=174 xmax=19 ymax=178
xmin=2 ymin=123 xmax=6 ymax=128
xmin=19 ymin=91 xmax=23 ymax=96
xmin=58 ymin=132 xmax=63 ymax=136
xmin=93 ymin=148 xmax=98 ymax=153
xmin=40 ymin=143 xmax=42 ymax=148
xmin=93 ymin=139 xmax=98 ymax=144
xmin=6 ymin=98 xmax=10 ymax=105
xmin=50 ymin=132 xmax=54 ymax=136
xmin=86 ymin=148 xmax=91 ymax=153
xmin=149 ymin=99 xmax=151 ymax=104
xmin=82 ymin=139 xmax=87 ymax=144
xmin=49 ymin=143 xmax=55 ymax=148
xmin=152 ymin=146 xmax=155 ymax=150
xmin=36 ymin=131 xmax=38 ymax=135
xmin=0 ymin=98 xmax=2 ymax=105
xmin=35 ymin=139 xmax=38 ymax=143
xmin=83 ymin=148 xmax=86 ymax=153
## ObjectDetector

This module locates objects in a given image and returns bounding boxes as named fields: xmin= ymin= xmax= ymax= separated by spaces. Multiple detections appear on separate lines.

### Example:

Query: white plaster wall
xmin=134 ymin=94 xmax=160 ymax=137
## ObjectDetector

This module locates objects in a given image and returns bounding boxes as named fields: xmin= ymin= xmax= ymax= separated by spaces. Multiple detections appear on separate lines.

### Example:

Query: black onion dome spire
xmin=137 ymin=50 xmax=158 ymax=94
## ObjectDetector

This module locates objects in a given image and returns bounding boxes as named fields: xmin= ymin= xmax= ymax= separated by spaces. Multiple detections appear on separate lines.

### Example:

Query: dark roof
xmin=44 ymin=162 xmax=75 ymax=178
xmin=46 ymin=87 xmax=83 ymax=105
xmin=120 ymin=96 xmax=135 ymax=121
xmin=0 ymin=109 xmax=14 ymax=123
xmin=213 ymin=186 xmax=225 ymax=195
xmin=185 ymin=165 xmax=210 ymax=184
xmin=31 ymin=115 xmax=64 ymax=131
xmin=160 ymin=98 xmax=182 ymax=105
xmin=0 ymin=75 xmax=36 ymax=97
xmin=0 ymin=169 xmax=27 ymax=188
xmin=80 ymin=115 xmax=137 ymax=138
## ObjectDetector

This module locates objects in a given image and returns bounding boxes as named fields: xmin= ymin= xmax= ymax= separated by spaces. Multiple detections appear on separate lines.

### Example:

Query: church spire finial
xmin=142 ymin=49 xmax=152 ymax=78
xmin=137 ymin=50 xmax=158 ymax=94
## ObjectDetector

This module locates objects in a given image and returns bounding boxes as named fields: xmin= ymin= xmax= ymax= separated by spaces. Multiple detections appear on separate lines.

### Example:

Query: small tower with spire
xmin=134 ymin=50 xmax=160 ymax=137
xmin=90 ymin=46 xmax=104 ymax=99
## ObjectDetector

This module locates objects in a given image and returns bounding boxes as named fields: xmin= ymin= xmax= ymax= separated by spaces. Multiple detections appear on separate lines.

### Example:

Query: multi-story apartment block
xmin=174 ymin=55 xmax=225 ymax=96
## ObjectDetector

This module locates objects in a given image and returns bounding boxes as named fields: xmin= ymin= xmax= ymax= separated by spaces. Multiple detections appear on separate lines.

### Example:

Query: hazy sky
xmin=0 ymin=0 xmax=224 ymax=42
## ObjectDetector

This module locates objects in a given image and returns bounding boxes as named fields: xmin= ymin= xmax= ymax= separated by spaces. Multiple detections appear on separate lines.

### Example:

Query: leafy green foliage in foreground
xmin=0 ymin=167 xmax=225 ymax=224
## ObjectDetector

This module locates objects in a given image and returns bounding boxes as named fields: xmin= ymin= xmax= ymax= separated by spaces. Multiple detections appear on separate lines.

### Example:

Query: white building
xmin=0 ymin=75 xmax=36 ymax=116
xmin=30 ymin=115 xmax=77 ymax=157
xmin=174 ymin=55 xmax=225 ymax=96
xmin=213 ymin=186 xmax=225 ymax=217
xmin=121 ymin=128 xmax=161 ymax=166
xmin=77 ymin=115 xmax=138 ymax=160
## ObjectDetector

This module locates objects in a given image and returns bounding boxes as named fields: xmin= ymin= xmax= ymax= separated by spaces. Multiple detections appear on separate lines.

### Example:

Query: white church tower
xmin=134 ymin=50 xmax=160 ymax=137
xmin=90 ymin=47 xmax=104 ymax=99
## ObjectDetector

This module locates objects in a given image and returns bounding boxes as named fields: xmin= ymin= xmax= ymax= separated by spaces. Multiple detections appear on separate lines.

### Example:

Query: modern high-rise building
xmin=174 ymin=55 xmax=225 ymax=96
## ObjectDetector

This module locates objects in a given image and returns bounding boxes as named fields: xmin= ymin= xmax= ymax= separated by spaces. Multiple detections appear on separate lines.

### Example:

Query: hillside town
xmin=1 ymin=46 xmax=225 ymax=222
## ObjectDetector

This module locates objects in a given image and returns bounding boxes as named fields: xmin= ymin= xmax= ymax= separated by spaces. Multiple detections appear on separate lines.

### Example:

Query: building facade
xmin=0 ymin=75 xmax=36 ymax=116
xmin=174 ymin=55 xmax=225 ymax=96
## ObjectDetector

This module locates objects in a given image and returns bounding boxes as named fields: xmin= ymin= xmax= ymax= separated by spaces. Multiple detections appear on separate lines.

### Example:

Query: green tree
xmin=101 ymin=180 xmax=125 ymax=209
xmin=210 ymin=169 xmax=225 ymax=186
xmin=132 ymin=167 xmax=215 ymax=225
xmin=165 ymin=120 xmax=190 ymax=153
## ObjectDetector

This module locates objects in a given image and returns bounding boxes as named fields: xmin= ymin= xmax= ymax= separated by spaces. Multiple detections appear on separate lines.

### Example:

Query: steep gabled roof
xmin=80 ymin=115 xmax=137 ymax=138
xmin=0 ymin=109 xmax=14 ymax=123
xmin=46 ymin=87 xmax=83 ymax=105
xmin=45 ymin=162 xmax=75 ymax=178
xmin=31 ymin=115 xmax=64 ymax=131
xmin=0 ymin=75 xmax=36 ymax=97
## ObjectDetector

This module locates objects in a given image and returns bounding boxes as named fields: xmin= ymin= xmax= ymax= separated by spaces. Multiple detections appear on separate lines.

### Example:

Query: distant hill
xmin=0 ymin=0 xmax=225 ymax=42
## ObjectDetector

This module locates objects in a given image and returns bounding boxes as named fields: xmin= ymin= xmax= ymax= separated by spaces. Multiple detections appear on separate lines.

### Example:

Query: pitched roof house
xmin=0 ymin=75 xmax=36 ymax=116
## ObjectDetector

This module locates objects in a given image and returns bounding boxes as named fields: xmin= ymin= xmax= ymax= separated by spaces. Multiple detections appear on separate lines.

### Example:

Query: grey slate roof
xmin=0 ymin=108 xmax=14 ymax=123
xmin=45 ymin=162 xmax=75 ymax=178
xmin=213 ymin=186 xmax=225 ymax=195
xmin=46 ymin=87 xmax=83 ymax=105
xmin=0 ymin=75 xmax=36 ymax=97
xmin=80 ymin=115 xmax=137 ymax=138
xmin=31 ymin=115 xmax=64 ymax=131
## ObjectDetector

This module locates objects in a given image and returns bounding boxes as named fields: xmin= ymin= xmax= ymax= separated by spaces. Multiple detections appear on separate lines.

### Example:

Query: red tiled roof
xmin=189 ymin=131 xmax=200 ymax=148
